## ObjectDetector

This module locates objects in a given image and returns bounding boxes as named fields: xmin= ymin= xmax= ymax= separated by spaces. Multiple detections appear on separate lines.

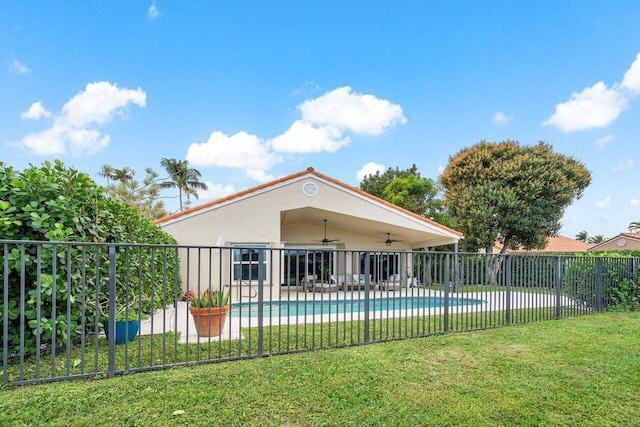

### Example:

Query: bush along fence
xmin=1 ymin=240 xmax=638 ymax=385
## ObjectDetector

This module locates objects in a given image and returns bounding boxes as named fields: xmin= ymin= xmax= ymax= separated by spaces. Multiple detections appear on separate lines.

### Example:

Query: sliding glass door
xmin=283 ymin=248 xmax=335 ymax=286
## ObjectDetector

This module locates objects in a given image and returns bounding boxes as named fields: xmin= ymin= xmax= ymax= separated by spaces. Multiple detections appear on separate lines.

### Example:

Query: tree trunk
xmin=484 ymin=246 xmax=505 ymax=286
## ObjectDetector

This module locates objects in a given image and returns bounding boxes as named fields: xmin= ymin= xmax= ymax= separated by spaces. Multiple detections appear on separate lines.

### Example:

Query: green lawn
xmin=1 ymin=312 xmax=638 ymax=426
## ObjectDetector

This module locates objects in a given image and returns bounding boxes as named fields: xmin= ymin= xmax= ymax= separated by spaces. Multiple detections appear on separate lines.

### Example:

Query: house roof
xmin=155 ymin=167 xmax=462 ymax=239
xmin=496 ymin=235 xmax=595 ymax=253
xmin=587 ymin=233 xmax=640 ymax=251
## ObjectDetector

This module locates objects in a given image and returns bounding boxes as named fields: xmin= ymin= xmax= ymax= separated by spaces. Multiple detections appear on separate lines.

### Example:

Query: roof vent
xmin=302 ymin=182 xmax=318 ymax=197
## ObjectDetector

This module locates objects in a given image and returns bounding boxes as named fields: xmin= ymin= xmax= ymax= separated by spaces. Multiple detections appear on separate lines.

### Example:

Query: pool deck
xmin=139 ymin=287 xmax=566 ymax=344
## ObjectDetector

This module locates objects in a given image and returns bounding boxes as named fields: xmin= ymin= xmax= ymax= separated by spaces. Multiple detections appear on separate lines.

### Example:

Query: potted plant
xmin=188 ymin=289 xmax=230 ymax=337
xmin=98 ymin=294 xmax=140 ymax=345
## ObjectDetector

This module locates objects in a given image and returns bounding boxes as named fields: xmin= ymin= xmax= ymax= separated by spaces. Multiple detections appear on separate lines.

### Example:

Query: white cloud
xmin=594 ymin=134 xmax=615 ymax=149
xmin=188 ymin=87 xmax=405 ymax=180
xmin=21 ymin=101 xmax=51 ymax=120
xmin=299 ymin=86 xmax=406 ymax=135
xmin=356 ymin=162 xmax=385 ymax=181
xmin=544 ymin=52 xmax=640 ymax=132
xmin=186 ymin=131 xmax=282 ymax=182
xmin=11 ymin=60 xmax=30 ymax=74
xmin=59 ymin=81 xmax=146 ymax=128
xmin=621 ymin=53 xmax=640 ymax=94
xmin=543 ymin=81 xmax=628 ymax=132
xmin=20 ymin=128 xmax=66 ymax=156
xmin=595 ymin=196 xmax=612 ymax=208
xmin=18 ymin=81 xmax=146 ymax=156
xmin=630 ymin=198 xmax=640 ymax=206
xmin=270 ymin=86 xmax=405 ymax=154
xmin=198 ymin=181 xmax=236 ymax=201
xmin=147 ymin=2 xmax=160 ymax=18
xmin=492 ymin=111 xmax=513 ymax=125
xmin=612 ymin=158 xmax=634 ymax=173
xmin=270 ymin=120 xmax=349 ymax=153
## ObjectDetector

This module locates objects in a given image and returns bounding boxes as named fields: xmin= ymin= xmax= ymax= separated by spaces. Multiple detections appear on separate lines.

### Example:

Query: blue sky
xmin=1 ymin=1 xmax=639 ymax=240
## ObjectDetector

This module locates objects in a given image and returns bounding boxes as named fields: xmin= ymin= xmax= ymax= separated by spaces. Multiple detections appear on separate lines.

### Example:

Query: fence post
xmin=505 ymin=255 xmax=511 ymax=326
xmin=444 ymin=254 xmax=450 ymax=334
xmin=364 ymin=252 xmax=370 ymax=344
xmin=257 ymin=249 xmax=265 ymax=356
xmin=2 ymin=244 xmax=8 ymax=385
xmin=595 ymin=258 xmax=603 ymax=312
xmin=554 ymin=256 xmax=562 ymax=320
xmin=107 ymin=244 xmax=117 ymax=378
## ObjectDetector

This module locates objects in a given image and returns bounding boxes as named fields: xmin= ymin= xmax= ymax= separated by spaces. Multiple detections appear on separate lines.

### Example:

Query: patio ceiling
xmin=280 ymin=207 xmax=459 ymax=248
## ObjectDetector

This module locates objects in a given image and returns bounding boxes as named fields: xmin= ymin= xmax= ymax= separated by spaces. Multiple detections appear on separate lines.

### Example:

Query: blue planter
xmin=103 ymin=320 xmax=140 ymax=344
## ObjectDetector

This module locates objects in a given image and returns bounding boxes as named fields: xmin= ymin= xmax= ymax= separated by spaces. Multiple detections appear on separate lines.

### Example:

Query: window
xmin=283 ymin=248 xmax=335 ymax=286
xmin=359 ymin=251 xmax=400 ymax=282
xmin=232 ymin=244 xmax=267 ymax=282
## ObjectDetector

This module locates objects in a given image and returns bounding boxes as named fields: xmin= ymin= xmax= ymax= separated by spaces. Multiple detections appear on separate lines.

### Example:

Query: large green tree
xmin=159 ymin=158 xmax=208 ymax=211
xmin=439 ymin=140 xmax=591 ymax=254
xmin=360 ymin=165 xmax=421 ymax=198
xmin=360 ymin=164 xmax=449 ymax=224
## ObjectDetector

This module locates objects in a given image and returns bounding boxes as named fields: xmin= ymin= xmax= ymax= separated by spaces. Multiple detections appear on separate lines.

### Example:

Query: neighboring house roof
xmin=495 ymin=235 xmax=595 ymax=253
xmin=155 ymin=167 xmax=462 ymax=248
xmin=587 ymin=233 xmax=640 ymax=251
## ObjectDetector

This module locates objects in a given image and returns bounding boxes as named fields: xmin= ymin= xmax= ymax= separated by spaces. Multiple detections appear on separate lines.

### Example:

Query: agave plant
xmin=189 ymin=289 xmax=229 ymax=308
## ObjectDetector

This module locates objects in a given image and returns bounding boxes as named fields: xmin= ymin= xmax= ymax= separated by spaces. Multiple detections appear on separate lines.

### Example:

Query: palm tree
xmin=159 ymin=158 xmax=208 ymax=211
xmin=111 ymin=167 xmax=136 ymax=185
xmin=98 ymin=164 xmax=115 ymax=187
xmin=629 ymin=221 xmax=640 ymax=233
xmin=98 ymin=165 xmax=135 ymax=186
xmin=587 ymin=235 xmax=605 ymax=244
xmin=575 ymin=230 xmax=588 ymax=242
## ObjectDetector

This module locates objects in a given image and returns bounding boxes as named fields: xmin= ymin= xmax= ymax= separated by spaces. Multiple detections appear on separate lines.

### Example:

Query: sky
xmin=1 ymin=1 xmax=639 ymax=241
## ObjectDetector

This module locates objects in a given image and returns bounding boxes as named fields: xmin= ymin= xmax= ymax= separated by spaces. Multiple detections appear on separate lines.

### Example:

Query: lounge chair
xmin=330 ymin=274 xmax=373 ymax=290
xmin=306 ymin=274 xmax=339 ymax=293
xmin=380 ymin=275 xmax=416 ymax=291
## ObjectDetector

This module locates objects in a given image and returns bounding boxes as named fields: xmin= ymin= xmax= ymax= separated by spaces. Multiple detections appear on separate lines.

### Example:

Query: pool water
xmin=231 ymin=296 xmax=484 ymax=318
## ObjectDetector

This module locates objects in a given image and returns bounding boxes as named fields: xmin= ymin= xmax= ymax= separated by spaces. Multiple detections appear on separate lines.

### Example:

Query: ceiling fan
xmin=379 ymin=232 xmax=403 ymax=247
xmin=313 ymin=219 xmax=340 ymax=245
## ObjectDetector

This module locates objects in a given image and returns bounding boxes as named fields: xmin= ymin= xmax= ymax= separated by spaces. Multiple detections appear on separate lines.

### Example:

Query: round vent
xmin=302 ymin=182 xmax=318 ymax=197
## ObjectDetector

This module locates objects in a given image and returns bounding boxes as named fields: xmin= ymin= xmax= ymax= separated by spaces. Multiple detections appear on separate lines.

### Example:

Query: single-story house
xmin=587 ymin=233 xmax=640 ymax=252
xmin=155 ymin=167 xmax=462 ymax=296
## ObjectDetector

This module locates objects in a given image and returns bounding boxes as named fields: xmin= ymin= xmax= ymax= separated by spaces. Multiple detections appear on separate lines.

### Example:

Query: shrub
xmin=1 ymin=160 xmax=179 ymax=357
xmin=563 ymin=252 xmax=638 ymax=310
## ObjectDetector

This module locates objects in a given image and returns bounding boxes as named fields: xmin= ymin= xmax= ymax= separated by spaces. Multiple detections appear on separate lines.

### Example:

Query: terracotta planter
xmin=189 ymin=305 xmax=230 ymax=337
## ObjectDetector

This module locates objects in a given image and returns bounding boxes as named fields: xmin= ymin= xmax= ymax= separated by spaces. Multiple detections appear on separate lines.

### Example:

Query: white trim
xmin=231 ymin=244 xmax=269 ymax=283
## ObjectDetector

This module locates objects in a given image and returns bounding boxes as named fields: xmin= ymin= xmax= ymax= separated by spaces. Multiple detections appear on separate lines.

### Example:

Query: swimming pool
xmin=231 ymin=296 xmax=485 ymax=318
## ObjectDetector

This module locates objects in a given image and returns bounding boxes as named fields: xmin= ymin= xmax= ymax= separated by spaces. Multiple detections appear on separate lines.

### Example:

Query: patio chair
xmin=380 ymin=274 xmax=405 ymax=291
xmin=350 ymin=274 xmax=372 ymax=290
xmin=306 ymin=274 xmax=339 ymax=293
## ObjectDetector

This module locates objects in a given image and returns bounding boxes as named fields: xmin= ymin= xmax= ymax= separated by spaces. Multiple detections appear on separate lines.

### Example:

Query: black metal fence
xmin=2 ymin=240 xmax=638 ymax=385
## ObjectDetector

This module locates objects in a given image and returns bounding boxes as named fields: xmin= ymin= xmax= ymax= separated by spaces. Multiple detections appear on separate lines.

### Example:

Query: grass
xmin=1 ymin=311 xmax=638 ymax=426
xmin=3 ymin=307 xmax=566 ymax=383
